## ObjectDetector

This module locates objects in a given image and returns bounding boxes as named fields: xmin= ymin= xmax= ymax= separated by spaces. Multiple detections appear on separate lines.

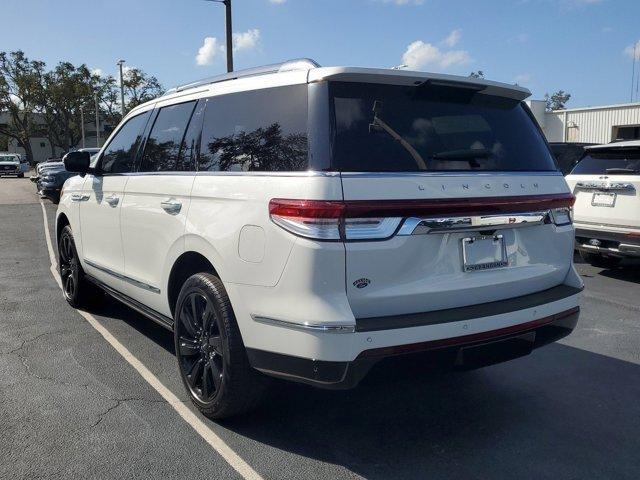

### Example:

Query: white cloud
xmin=443 ymin=29 xmax=462 ymax=48
xmin=90 ymin=68 xmax=104 ymax=77
xmin=196 ymin=29 xmax=261 ymax=66
xmin=624 ymin=40 xmax=640 ymax=61
xmin=514 ymin=73 xmax=532 ymax=85
xmin=402 ymin=40 xmax=471 ymax=71
xmin=196 ymin=37 xmax=221 ymax=66
xmin=233 ymin=28 xmax=260 ymax=52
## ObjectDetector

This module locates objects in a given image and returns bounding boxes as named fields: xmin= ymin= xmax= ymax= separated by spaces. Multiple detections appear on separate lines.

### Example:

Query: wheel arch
xmin=56 ymin=212 xmax=70 ymax=245
xmin=167 ymin=251 xmax=220 ymax=317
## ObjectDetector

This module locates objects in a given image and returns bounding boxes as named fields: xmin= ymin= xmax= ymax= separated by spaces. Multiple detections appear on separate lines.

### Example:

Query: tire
xmin=174 ymin=273 xmax=267 ymax=419
xmin=58 ymin=225 xmax=101 ymax=308
xmin=579 ymin=250 xmax=622 ymax=268
xmin=17 ymin=173 xmax=24 ymax=178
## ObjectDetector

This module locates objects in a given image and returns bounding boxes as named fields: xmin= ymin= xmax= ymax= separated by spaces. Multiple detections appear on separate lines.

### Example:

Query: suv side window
xmin=139 ymin=101 xmax=197 ymax=172
xmin=100 ymin=111 xmax=151 ymax=174
xmin=176 ymin=100 xmax=206 ymax=172
xmin=199 ymin=85 xmax=308 ymax=172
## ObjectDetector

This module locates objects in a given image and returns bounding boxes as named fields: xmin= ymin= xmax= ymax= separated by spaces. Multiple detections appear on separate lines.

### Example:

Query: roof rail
xmin=163 ymin=58 xmax=321 ymax=96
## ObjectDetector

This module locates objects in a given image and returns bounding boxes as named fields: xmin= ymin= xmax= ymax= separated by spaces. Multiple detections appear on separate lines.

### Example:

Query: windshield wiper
xmin=431 ymin=148 xmax=492 ymax=160
xmin=369 ymin=100 xmax=427 ymax=170
xmin=605 ymin=167 xmax=638 ymax=174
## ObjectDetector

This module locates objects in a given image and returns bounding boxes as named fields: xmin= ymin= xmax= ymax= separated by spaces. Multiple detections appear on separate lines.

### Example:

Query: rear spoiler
xmin=307 ymin=67 xmax=531 ymax=101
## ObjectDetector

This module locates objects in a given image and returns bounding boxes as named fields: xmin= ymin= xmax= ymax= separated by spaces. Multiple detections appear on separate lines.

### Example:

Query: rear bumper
xmin=575 ymin=226 xmax=640 ymax=257
xmin=248 ymin=306 xmax=579 ymax=389
xmin=246 ymin=285 xmax=582 ymax=389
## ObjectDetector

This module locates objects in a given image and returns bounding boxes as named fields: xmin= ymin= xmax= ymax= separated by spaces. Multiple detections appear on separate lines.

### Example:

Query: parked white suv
xmin=565 ymin=141 xmax=640 ymax=266
xmin=56 ymin=59 xmax=582 ymax=418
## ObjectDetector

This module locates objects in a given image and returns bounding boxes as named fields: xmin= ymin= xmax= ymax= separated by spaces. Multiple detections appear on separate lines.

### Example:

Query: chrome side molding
xmin=85 ymin=259 xmax=161 ymax=294
xmin=397 ymin=211 xmax=550 ymax=235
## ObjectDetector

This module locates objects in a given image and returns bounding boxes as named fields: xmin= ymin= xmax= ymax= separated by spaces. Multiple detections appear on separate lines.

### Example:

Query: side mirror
xmin=63 ymin=151 xmax=91 ymax=175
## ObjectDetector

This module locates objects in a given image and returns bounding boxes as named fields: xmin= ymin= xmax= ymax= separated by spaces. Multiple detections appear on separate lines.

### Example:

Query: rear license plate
xmin=592 ymin=192 xmax=616 ymax=207
xmin=462 ymin=235 xmax=508 ymax=272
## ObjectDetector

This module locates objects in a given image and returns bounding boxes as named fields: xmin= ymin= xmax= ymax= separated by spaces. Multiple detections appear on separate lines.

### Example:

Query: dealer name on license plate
xmin=462 ymin=235 xmax=508 ymax=272
xmin=591 ymin=192 xmax=616 ymax=207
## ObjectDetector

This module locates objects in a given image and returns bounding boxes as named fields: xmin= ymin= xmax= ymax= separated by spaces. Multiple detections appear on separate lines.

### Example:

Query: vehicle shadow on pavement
xmin=222 ymin=345 xmax=640 ymax=479
xmin=87 ymin=294 xmax=175 ymax=354
xmin=598 ymin=261 xmax=640 ymax=284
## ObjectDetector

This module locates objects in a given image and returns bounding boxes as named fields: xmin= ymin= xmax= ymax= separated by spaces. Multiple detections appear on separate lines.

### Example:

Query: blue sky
xmin=2 ymin=0 xmax=640 ymax=108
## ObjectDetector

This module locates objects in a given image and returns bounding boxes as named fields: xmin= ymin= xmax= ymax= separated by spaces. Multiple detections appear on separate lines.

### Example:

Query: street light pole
xmin=204 ymin=0 xmax=233 ymax=73
xmin=117 ymin=59 xmax=126 ymax=118
xmin=80 ymin=107 xmax=85 ymax=148
xmin=94 ymin=93 xmax=101 ymax=147
xmin=224 ymin=0 xmax=233 ymax=73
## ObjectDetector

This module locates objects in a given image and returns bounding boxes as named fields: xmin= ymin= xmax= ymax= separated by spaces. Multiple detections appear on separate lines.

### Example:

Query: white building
xmin=527 ymin=100 xmax=640 ymax=144
xmin=0 ymin=112 xmax=110 ymax=164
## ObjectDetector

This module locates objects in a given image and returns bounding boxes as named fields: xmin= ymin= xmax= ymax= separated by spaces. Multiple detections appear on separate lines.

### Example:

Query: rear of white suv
xmin=566 ymin=141 xmax=640 ymax=266
xmin=57 ymin=63 xmax=581 ymax=419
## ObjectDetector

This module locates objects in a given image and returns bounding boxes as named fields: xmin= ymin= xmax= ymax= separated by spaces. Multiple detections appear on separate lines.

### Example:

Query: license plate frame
xmin=591 ymin=192 xmax=616 ymax=207
xmin=461 ymin=234 xmax=508 ymax=272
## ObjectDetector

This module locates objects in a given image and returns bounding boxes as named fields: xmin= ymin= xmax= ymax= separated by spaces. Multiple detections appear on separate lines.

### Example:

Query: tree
xmin=0 ymin=51 xmax=45 ymax=163
xmin=545 ymin=90 xmax=571 ymax=111
xmin=469 ymin=71 xmax=485 ymax=79
xmin=122 ymin=68 xmax=164 ymax=111
xmin=38 ymin=62 xmax=98 ymax=153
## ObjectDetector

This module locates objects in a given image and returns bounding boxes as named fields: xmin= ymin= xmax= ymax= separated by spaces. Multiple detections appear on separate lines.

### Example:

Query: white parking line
xmin=40 ymin=202 xmax=263 ymax=480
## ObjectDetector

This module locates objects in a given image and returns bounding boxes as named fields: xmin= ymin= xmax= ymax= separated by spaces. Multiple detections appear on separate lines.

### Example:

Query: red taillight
xmin=268 ymin=199 xmax=345 ymax=219
xmin=269 ymin=193 xmax=576 ymax=241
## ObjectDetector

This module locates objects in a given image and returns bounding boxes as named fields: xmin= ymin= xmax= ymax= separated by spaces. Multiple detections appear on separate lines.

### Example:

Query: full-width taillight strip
xmin=269 ymin=193 xmax=575 ymax=241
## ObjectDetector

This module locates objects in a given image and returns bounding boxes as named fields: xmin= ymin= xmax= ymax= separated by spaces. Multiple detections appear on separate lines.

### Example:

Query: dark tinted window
xmin=199 ymin=85 xmax=308 ymax=172
xmin=139 ymin=101 xmax=196 ymax=172
xmin=176 ymin=100 xmax=205 ymax=172
xmin=570 ymin=150 xmax=640 ymax=175
xmin=100 ymin=111 xmax=151 ymax=174
xmin=549 ymin=144 xmax=589 ymax=175
xmin=329 ymin=82 xmax=556 ymax=172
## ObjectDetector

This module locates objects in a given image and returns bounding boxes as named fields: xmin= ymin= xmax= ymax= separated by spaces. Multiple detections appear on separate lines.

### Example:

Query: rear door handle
xmin=161 ymin=198 xmax=182 ymax=215
xmin=105 ymin=194 xmax=119 ymax=207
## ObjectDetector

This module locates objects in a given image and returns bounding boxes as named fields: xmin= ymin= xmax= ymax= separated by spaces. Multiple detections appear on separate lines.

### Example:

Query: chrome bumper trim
xmin=251 ymin=315 xmax=356 ymax=334
xmin=397 ymin=210 xmax=550 ymax=235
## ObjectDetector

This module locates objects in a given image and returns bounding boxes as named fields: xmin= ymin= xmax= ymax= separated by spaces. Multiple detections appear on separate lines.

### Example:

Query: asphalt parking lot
xmin=1 ymin=175 xmax=639 ymax=480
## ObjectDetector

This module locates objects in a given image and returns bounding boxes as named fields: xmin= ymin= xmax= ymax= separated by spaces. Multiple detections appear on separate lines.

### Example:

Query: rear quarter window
xmin=199 ymin=85 xmax=308 ymax=172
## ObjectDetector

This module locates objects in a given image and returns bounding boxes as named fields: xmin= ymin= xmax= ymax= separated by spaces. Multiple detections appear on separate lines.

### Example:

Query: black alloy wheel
xmin=176 ymin=292 xmax=225 ymax=403
xmin=59 ymin=227 xmax=80 ymax=304
xmin=174 ymin=273 xmax=267 ymax=419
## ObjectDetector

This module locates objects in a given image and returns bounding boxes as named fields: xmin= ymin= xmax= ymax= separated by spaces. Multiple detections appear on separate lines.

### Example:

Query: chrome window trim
xmin=84 ymin=259 xmax=161 ymax=294
xmin=252 ymin=315 xmax=356 ymax=334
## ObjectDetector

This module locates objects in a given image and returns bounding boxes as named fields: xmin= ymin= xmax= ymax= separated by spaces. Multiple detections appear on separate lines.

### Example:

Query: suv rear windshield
xmin=329 ymin=82 xmax=556 ymax=172
xmin=570 ymin=149 xmax=640 ymax=175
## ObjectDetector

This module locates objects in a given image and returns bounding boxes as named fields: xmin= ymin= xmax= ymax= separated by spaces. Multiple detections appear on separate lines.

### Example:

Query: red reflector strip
xmin=270 ymin=193 xmax=575 ymax=219
xmin=357 ymin=306 xmax=580 ymax=359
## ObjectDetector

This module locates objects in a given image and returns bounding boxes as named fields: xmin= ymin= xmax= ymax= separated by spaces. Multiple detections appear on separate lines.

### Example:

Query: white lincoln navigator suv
xmin=57 ymin=59 xmax=582 ymax=418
